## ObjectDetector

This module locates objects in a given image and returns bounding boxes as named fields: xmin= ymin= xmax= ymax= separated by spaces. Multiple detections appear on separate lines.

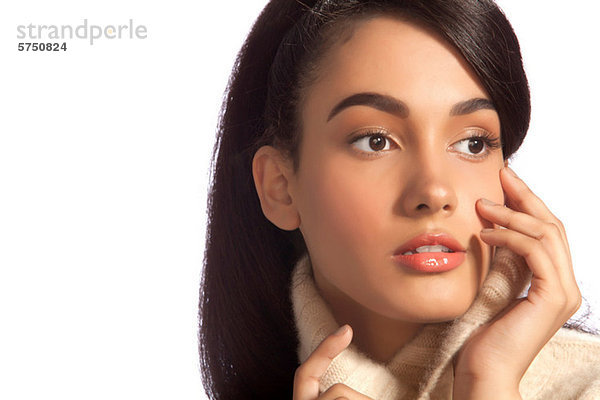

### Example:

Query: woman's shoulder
xmin=520 ymin=327 xmax=600 ymax=399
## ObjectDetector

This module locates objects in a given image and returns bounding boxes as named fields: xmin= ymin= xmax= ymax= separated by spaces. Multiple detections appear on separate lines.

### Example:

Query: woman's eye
xmin=451 ymin=136 xmax=492 ymax=158
xmin=456 ymin=137 xmax=485 ymax=154
xmin=351 ymin=134 xmax=393 ymax=153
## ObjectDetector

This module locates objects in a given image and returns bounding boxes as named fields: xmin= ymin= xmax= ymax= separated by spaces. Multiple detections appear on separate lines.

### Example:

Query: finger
xmin=500 ymin=166 xmax=574 ymax=278
xmin=293 ymin=325 xmax=353 ymax=400
xmin=481 ymin=229 xmax=580 ymax=317
xmin=318 ymin=383 xmax=374 ymax=400
xmin=477 ymin=197 xmax=563 ymax=243
xmin=476 ymin=198 xmax=571 ymax=277
xmin=500 ymin=167 xmax=557 ymax=223
xmin=480 ymin=228 xmax=558 ymax=286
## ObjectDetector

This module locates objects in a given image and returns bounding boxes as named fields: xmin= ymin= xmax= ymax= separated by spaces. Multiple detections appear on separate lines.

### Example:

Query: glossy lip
xmin=392 ymin=232 xmax=467 ymax=273
xmin=394 ymin=232 xmax=466 ymax=255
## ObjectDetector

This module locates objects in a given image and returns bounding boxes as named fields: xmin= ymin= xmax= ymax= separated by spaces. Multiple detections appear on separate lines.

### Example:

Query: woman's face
xmin=287 ymin=17 xmax=505 ymax=323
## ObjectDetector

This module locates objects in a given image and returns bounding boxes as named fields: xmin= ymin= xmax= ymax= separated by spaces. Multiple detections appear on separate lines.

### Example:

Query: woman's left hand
xmin=453 ymin=166 xmax=582 ymax=400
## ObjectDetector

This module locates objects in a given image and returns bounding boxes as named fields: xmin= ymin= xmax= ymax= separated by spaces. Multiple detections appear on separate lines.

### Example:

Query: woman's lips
xmin=392 ymin=252 xmax=466 ymax=273
xmin=391 ymin=232 xmax=466 ymax=273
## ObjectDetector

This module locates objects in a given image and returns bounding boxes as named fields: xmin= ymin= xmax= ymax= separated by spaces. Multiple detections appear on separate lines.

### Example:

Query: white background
xmin=0 ymin=1 xmax=598 ymax=399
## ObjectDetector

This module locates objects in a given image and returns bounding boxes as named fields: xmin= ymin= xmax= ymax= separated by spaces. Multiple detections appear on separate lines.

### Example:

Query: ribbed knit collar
xmin=290 ymin=247 xmax=530 ymax=400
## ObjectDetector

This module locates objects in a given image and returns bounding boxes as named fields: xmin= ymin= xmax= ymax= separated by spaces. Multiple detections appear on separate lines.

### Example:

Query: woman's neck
xmin=313 ymin=268 xmax=423 ymax=363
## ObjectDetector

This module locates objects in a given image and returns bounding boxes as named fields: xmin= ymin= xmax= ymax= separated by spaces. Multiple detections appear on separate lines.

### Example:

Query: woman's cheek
xmin=463 ymin=168 xmax=504 ymax=283
xmin=300 ymin=160 xmax=386 ymax=257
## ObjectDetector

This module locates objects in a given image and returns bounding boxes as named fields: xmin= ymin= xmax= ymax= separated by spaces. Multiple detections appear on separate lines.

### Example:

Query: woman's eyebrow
xmin=326 ymin=93 xmax=496 ymax=122
xmin=449 ymin=98 xmax=496 ymax=116
xmin=327 ymin=92 xmax=409 ymax=122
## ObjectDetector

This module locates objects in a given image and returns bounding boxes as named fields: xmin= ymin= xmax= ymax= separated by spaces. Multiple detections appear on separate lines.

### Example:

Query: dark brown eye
xmin=351 ymin=132 xmax=392 ymax=154
xmin=468 ymin=138 xmax=484 ymax=154
xmin=369 ymin=135 xmax=386 ymax=151
xmin=451 ymin=131 xmax=498 ymax=160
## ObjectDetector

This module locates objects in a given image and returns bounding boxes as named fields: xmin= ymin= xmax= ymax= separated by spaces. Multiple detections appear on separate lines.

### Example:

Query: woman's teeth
xmin=402 ymin=245 xmax=454 ymax=255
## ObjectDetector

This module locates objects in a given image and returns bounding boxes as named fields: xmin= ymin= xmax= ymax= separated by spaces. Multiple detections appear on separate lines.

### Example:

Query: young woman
xmin=199 ymin=0 xmax=600 ymax=398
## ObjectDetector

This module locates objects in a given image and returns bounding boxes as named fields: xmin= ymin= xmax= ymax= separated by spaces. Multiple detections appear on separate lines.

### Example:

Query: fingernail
xmin=479 ymin=198 xmax=496 ymax=206
xmin=334 ymin=325 xmax=349 ymax=336
xmin=505 ymin=166 xmax=518 ymax=178
xmin=481 ymin=228 xmax=494 ymax=234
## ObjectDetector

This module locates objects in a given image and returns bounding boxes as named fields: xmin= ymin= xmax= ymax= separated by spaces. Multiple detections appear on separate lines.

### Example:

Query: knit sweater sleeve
xmin=519 ymin=327 xmax=600 ymax=400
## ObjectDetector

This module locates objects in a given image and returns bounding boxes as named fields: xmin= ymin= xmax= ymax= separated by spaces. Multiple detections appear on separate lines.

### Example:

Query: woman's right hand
xmin=293 ymin=324 xmax=373 ymax=400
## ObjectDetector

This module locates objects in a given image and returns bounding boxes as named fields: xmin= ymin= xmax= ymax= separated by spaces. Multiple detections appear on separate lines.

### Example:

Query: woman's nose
xmin=398 ymin=162 xmax=457 ymax=217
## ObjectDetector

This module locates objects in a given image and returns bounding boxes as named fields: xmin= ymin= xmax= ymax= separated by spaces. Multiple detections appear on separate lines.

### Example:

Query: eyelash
xmin=451 ymin=130 xmax=502 ymax=161
xmin=349 ymin=128 xmax=396 ymax=158
xmin=349 ymin=128 xmax=501 ymax=160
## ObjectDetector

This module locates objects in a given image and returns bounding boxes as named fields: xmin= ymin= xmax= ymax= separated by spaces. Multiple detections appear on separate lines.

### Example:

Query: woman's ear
xmin=252 ymin=145 xmax=300 ymax=231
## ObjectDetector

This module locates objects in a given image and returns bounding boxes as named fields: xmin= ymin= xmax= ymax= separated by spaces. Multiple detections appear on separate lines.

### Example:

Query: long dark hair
xmin=199 ymin=0 xmax=530 ymax=398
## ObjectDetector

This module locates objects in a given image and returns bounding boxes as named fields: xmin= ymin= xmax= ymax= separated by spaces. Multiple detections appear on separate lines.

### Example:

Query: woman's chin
xmin=413 ymin=305 xmax=473 ymax=324
xmin=384 ymin=294 xmax=477 ymax=324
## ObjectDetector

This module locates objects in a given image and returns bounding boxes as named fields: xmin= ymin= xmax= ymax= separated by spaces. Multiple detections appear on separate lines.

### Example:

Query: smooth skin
xmin=252 ymin=17 xmax=580 ymax=399
xmin=291 ymin=168 xmax=579 ymax=400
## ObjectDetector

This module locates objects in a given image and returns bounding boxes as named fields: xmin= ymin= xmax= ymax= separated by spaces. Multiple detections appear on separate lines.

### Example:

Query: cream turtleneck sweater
xmin=291 ymin=247 xmax=600 ymax=399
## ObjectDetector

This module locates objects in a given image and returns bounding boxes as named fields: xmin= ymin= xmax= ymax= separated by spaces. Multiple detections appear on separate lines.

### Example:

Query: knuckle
xmin=293 ymin=368 xmax=302 ymax=381
xmin=567 ymin=301 xmax=581 ymax=316
xmin=504 ymin=210 xmax=516 ymax=228
xmin=294 ymin=365 xmax=309 ymax=381
xmin=555 ymin=287 xmax=582 ymax=314
xmin=546 ymin=222 xmax=562 ymax=237
xmin=534 ymin=238 xmax=545 ymax=250
xmin=536 ymin=222 xmax=560 ymax=242
xmin=568 ymin=289 xmax=583 ymax=313
xmin=525 ymin=239 xmax=544 ymax=257
xmin=534 ymin=228 xmax=546 ymax=241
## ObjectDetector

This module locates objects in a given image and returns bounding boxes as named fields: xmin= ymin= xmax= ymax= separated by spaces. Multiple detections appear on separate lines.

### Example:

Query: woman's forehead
xmin=301 ymin=17 xmax=491 ymax=124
